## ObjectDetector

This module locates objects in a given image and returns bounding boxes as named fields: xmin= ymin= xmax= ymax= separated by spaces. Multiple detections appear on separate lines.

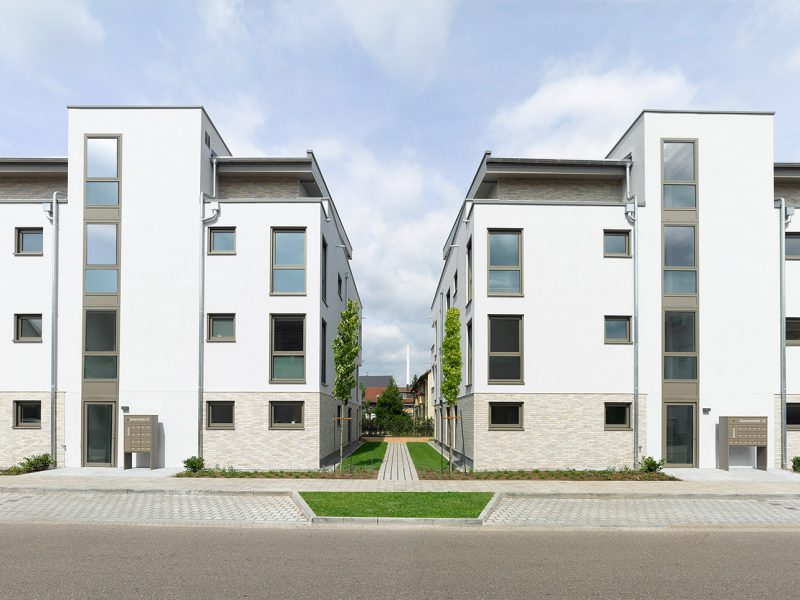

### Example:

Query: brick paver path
xmin=377 ymin=443 xmax=418 ymax=481
xmin=486 ymin=496 xmax=800 ymax=527
xmin=0 ymin=492 xmax=306 ymax=527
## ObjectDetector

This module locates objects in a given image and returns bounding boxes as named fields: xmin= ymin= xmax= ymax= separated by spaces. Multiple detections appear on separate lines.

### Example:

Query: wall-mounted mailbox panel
xmin=123 ymin=415 xmax=158 ymax=469
xmin=718 ymin=416 xmax=767 ymax=471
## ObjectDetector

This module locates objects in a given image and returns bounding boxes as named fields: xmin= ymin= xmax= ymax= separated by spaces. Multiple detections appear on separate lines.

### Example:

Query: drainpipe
xmin=439 ymin=291 xmax=444 ymax=447
xmin=624 ymin=161 xmax=640 ymax=467
xmin=197 ymin=156 xmax=219 ymax=457
xmin=45 ymin=191 xmax=67 ymax=467
xmin=776 ymin=197 xmax=793 ymax=469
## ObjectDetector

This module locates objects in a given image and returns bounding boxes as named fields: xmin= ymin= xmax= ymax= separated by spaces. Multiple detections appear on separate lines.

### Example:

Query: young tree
xmin=441 ymin=307 xmax=462 ymax=472
xmin=374 ymin=377 xmax=406 ymax=425
xmin=333 ymin=299 xmax=360 ymax=469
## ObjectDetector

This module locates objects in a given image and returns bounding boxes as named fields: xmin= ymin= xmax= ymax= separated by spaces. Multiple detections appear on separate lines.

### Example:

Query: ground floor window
xmin=270 ymin=401 xmax=304 ymax=429
xmin=207 ymin=401 xmax=234 ymax=429
xmin=787 ymin=403 xmax=800 ymax=429
xmin=14 ymin=400 xmax=41 ymax=428
xmin=604 ymin=403 xmax=631 ymax=430
xmin=489 ymin=402 xmax=523 ymax=430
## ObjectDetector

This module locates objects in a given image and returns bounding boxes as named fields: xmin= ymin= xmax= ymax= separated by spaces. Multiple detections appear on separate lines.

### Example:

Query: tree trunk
xmin=339 ymin=403 xmax=345 ymax=471
xmin=448 ymin=415 xmax=453 ymax=474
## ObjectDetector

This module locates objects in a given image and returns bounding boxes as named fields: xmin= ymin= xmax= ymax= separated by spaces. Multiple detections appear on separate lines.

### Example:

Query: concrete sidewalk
xmin=2 ymin=467 xmax=800 ymax=497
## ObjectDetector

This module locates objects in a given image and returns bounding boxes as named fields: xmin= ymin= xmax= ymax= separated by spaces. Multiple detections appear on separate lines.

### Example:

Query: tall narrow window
xmin=84 ymin=310 xmax=117 ymax=379
xmin=271 ymin=229 xmax=306 ymax=294
xmin=321 ymin=238 xmax=328 ymax=303
xmin=14 ymin=314 xmax=42 ymax=342
xmin=466 ymin=320 xmax=473 ymax=386
xmin=664 ymin=225 xmax=696 ymax=294
xmin=488 ymin=315 xmax=523 ymax=383
xmin=85 ymin=223 xmax=119 ymax=294
xmin=664 ymin=311 xmax=696 ymax=380
xmin=488 ymin=230 xmax=521 ymax=295
xmin=662 ymin=141 xmax=696 ymax=209
xmin=338 ymin=274 xmax=343 ymax=300
xmin=15 ymin=228 xmax=43 ymax=255
xmin=85 ymin=137 xmax=120 ymax=206
xmin=271 ymin=315 xmax=305 ymax=382
xmin=453 ymin=271 xmax=458 ymax=300
xmin=466 ymin=238 xmax=473 ymax=303
xmin=321 ymin=319 xmax=327 ymax=384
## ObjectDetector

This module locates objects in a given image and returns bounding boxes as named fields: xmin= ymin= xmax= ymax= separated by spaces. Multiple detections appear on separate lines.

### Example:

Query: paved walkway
xmin=486 ymin=496 xmax=800 ymax=528
xmin=377 ymin=443 xmax=418 ymax=481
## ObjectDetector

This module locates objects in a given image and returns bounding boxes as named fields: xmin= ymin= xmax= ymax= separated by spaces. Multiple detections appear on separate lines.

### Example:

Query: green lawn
xmin=407 ymin=442 xmax=449 ymax=472
xmin=343 ymin=442 xmax=387 ymax=469
xmin=300 ymin=492 xmax=493 ymax=518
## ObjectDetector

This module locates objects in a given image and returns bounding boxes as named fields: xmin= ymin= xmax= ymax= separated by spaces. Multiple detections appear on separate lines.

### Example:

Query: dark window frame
xmin=13 ymin=400 xmax=42 ymax=429
xmin=604 ymin=402 xmax=631 ymax=430
xmin=206 ymin=401 xmax=235 ymax=430
xmin=270 ymin=314 xmax=306 ymax=383
xmin=269 ymin=400 xmax=305 ymax=430
xmin=207 ymin=313 xmax=236 ymax=342
xmin=488 ymin=402 xmax=523 ymax=431
xmin=787 ymin=402 xmax=800 ymax=430
xmin=604 ymin=315 xmax=632 ymax=344
xmin=15 ymin=227 xmax=44 ymax=256
xmin=208 ymin=227 xmax=236 ymax=255
xmin=603 ymin=230 xmax=631 ymax=258
xmin=488 ymin=315 xmax=523 ymax=384
xmin=488 ymin=229 xmax=523 ymax=296
xmin=14 ymin=314 xmax=42 ymax=343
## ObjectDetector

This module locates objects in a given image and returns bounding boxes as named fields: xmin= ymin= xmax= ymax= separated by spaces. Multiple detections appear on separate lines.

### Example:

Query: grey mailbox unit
xmin=123 ymin=415 xmax=158 ymax=469
xmin=718 ymin=416 xmax=768 ymax=471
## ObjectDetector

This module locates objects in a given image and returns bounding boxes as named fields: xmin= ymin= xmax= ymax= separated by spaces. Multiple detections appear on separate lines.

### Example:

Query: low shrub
xmin=361 ymin=416 xmax=433 ymax=437
xmin=19 ymin=453 xmax=52 ymax=473
xmin=792 ymin=456 xmax=800 ymax=473
xmin=639 ymin=456 xmax=665 ymax=473
xmin=183 ymin=456 xmax=205 ymax=473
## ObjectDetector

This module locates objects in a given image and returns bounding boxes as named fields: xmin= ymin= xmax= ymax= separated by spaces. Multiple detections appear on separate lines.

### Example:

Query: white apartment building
xmin=1 ymin=106 xmax=361 ymax=470
xmin=432 ymin=110 xmax=800 ymax=471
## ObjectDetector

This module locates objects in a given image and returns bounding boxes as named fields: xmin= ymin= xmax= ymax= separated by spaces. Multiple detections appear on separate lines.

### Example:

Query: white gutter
xmin=776 ymin=197 xmax=793 ymax=469
xmin=624 ymin=161 xmax=640 ymax=467
xmin=45 ymin=191 xmax=67 ymax=467
xmin=197 ymin=156 xmax=219 ymax=457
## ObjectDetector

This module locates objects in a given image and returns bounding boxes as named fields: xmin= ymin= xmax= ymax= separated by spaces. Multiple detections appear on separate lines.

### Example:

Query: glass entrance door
xmin=665 ymin=403 xmax=696 ymax=467
xmin=85 ymin=402 xmax=115 ymax=466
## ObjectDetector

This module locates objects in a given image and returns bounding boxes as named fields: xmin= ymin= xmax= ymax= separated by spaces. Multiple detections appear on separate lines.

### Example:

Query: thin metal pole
xmin=625 ymin=161 xmax=640 ymax=467
xmin=778 ymin=197 xmax=788 ymax=469
xmin=50 ymin=191 xmax=64 ymax=467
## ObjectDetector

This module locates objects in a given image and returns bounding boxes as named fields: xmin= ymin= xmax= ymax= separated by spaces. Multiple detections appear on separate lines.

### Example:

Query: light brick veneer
xmin=217 ymin=177 xmax=300 ymax=200
xmin=0 ymin=391 xmax=64 ymax=468
xmin=202 ymin=392 xmax=321 ymax=470
xmin=452 ymin=393 xmax=646 ymax=471
xmin=774 ymin=394 xmax=800 ymax=468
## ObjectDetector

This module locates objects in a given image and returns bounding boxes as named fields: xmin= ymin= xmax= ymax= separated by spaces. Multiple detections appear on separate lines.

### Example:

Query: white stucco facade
xmin=1 ymin=106 xmax=360 ymax=470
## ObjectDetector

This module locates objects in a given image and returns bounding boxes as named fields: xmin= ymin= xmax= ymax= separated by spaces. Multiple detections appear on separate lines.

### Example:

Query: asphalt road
xmin=1 ymin=524 xmax=799 ymax=599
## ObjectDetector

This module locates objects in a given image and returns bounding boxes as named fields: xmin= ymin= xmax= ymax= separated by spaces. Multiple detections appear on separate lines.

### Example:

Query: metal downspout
xmin=198 ymin=156 xmax=218 ymax=457
xmin=625 ymin=162 xmax=640 ymax=467
xmin=776 ymin=197 xmax=791 ymax=469
xmin=48 ymin=191 xmax=66 ymax=467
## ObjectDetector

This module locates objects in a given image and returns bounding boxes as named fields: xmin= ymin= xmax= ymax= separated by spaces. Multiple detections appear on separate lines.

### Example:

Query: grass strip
xmin=300 ymin=492 xmax=493 ymax=518
xmin=342 ymin=442 xmax=387 ymax=469
xmin=407 ymin=442 xmax=450 ymax=472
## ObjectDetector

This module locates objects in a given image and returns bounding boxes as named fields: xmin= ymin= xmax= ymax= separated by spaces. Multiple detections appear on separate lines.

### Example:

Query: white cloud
xmin=488 ymin=66 xmax=698 ymax=158
xmin=207 ymin=93 xmax=269 ymax=156
xmin=334 ymin=0 xmax=458 ymax=86
xmin=199 ymin=0 xmax=247 ymax=39
xmin=789 ymin=47 xmax=800 ymax=71
xmin=0 ymin=0 xmax=104 ymax=69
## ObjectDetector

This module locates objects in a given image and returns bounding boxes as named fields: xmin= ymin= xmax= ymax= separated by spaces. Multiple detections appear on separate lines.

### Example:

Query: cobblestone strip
xmin=0 ymin=493 xmax=306 ymax=527
xmin=486 ymin=497 xmax=800 ymax=527
xmin=377 ymin=443 xmax=418 ymax=481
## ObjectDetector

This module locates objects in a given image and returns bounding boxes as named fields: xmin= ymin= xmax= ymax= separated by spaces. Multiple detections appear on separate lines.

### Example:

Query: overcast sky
xmin=2 ymin=0 xmax=799 ymax=382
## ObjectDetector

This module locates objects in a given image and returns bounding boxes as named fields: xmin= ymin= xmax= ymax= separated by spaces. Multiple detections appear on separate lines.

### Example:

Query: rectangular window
xmin=786 ymin=318 xmax=800 ymax=345
xmin=488 ymin=230 xmax=522 ymax=295
xmin=604 ymin=316 xmax=631 ymax=344
xmin=466 ymin=320 xmax=473 ymax=386
xmin=663 ymin=225 xmax=696 ymax=294
xmin=336 ymin=404 xmax=342 ymax=429
xmin=446 ymin=289 xmax=451 ymax=309
xmin=466 ymin=238 xmax=473 ymax=303
xmin=15 ymin=228 xmax=43 ymax=255
xmin=14 ymin=314 xmax=42 ymax=342
xmin=664 ymin=311 xmax=697 ymax=380
xmin=663 ymin=141 xmax=696 ymax=209
xmin=207 ymin=401 xmax=234 ymax=429
xmin=271 ymin=315 xmax=305 ymax=382
xmin=204 ymin=132 xmax=211 ymax=149
xmin=603 ymin=230 xmax=630 ymax=257
xmin=489 ymin=402 xmax=523 ymax=430
xmin=488 ymin=315 xmax=523 ymax=383
xmin=271 ymin=229 xmax=306 ymax=294
xmin=86 ymin=223 xmax=117 ymax=265
xmin=208 ymin=314 xmax=235 ymax=341
xmin=321 ymin=319 xmax=327 ymax=384
xmin=787 ymin=403 xmax=800 ymax=429
xmin=85 ymin=269 xmax=118 ymax=294
xmin=322 ymin=238 xmax=328 ymax=303
xmin=270 ymin=401 xmax=304 ymax=429
xmin=14 ymin=401 xmax=42 ymax=428
xmin=209 ymin=227 xmax=235 ymax=254
xmin=338 ymin=274 xmax=343 ymax=300
xmin=604 ymin=403 xmax=631 ymax=430
xmin=84 ymin=310 xmax=117 ymax=380
xmin=453 ymin=271 xmax=458 ymax=299
xmin=86 ymin=137 xmax=120 ymax=206
xmin=787 ymin=233 xmax=800 ymax=260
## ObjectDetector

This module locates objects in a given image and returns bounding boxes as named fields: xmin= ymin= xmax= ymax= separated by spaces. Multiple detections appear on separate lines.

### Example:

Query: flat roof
xmin=0 ymin=157 xmax=68 ymax=175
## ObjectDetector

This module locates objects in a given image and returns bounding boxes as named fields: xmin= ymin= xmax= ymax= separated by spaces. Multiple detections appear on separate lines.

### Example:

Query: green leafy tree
xmin=333 ymin=299 xmax=360 ymax=468
xmin=442 ymin=307 xmax=462 ymax=472
xmin=374 ymin=377 xmax=406 ymax=425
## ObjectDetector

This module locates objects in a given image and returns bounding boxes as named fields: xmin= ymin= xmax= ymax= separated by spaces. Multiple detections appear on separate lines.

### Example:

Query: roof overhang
xmin=215 ymin=156 xmax=316 ymax=181
xmin=775 ymin=163 xmax=800 ymax=183
xmin=0 ymin=158 xmax=68 ymax=176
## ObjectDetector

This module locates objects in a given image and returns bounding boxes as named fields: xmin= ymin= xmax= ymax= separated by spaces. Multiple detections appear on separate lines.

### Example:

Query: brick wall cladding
xmin=0 ymin=392 xmax=65 ymax=468
xmin=467 ymin=393 xmax=647 ymax=470
xmin=202 ymin=392 xmax=321 ymax=470
xmin=497 ymin=179 xmax=623 ymax=204
xmin=776 ymin=183 xmax=800 ymax=207
xmin=217 ymin=177 xmax=300 ymax=200
xmin=774 ymin=395 xmax=800 ymax=468
xmin=0 ymin=176 xmax=68 ymax=200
